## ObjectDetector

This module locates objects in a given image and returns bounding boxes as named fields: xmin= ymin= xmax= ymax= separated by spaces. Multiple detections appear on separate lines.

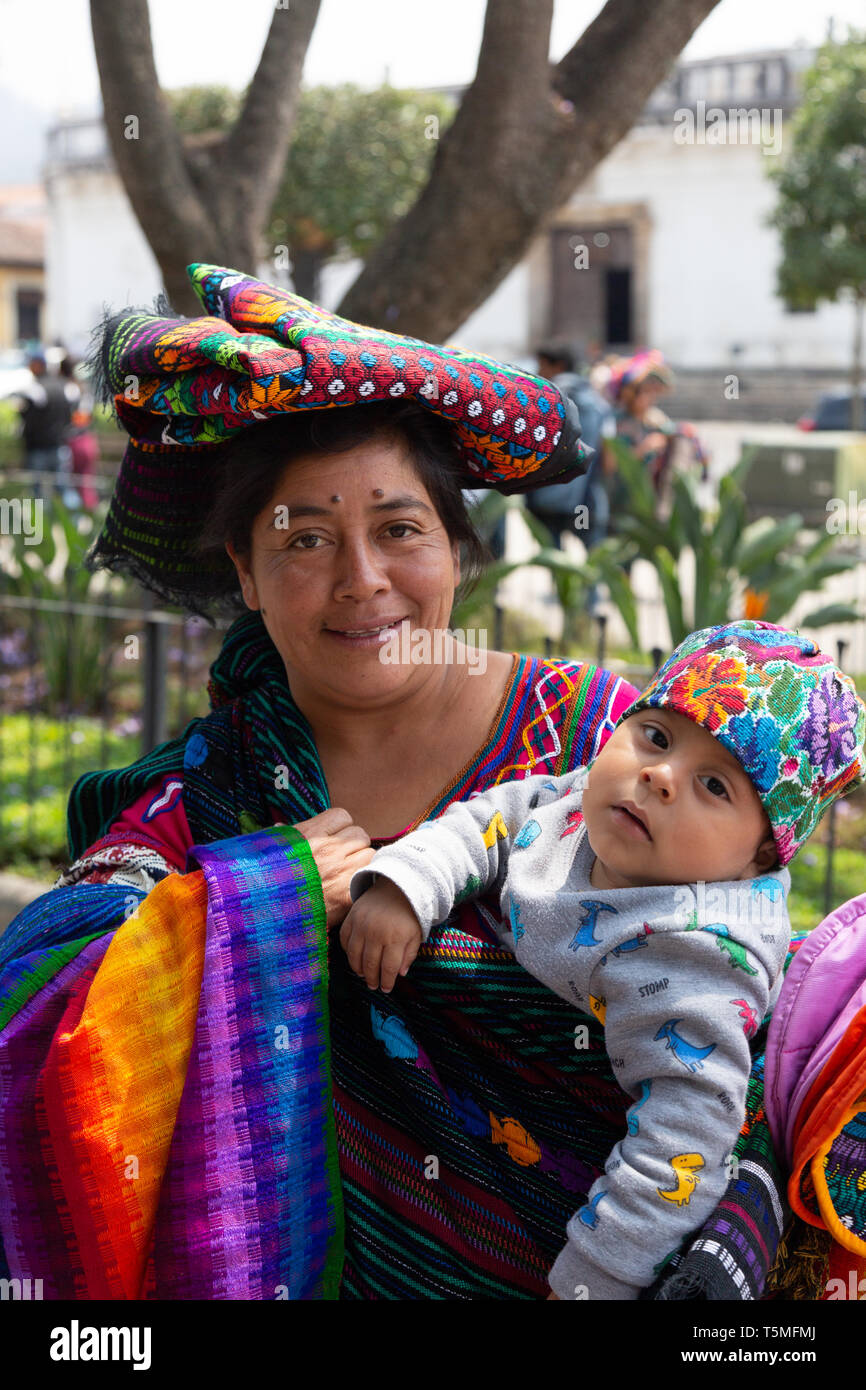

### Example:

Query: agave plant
xmin=603 ymin=439 xmax=861 ymax=648
xmin=456 ymin=490 xmax=611 ymax=643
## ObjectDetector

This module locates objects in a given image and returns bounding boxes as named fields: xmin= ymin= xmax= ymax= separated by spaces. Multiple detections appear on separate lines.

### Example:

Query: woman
xmin=0 ymin=266 xmax=787 ymax=1300
xmin=604 ymin=350 xmax=707 ymax=526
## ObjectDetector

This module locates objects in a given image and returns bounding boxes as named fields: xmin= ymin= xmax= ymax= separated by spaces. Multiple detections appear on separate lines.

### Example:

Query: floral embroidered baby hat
xmin=619 ymin=620 xmax=866 ymax=865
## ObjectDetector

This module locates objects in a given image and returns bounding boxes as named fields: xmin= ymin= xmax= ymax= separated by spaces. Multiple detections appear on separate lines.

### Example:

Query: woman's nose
xmin=641 ymin=765 xmax=674 ymax=800
xmin=333 ymin=537 xmax=390 ymax=601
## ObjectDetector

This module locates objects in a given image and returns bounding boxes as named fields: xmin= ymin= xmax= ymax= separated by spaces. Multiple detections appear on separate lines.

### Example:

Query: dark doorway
xmin=549 ymin=225 xmax=634 ymax=354
xmin=16 ymin=288 xmax=42 ymax=342
xmin=605 ymin=268 xmax=632 ymax=345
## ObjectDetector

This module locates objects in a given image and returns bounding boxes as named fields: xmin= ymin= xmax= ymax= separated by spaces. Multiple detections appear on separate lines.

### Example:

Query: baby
xmin=341 ymin=620 xmax=866 ymax=1300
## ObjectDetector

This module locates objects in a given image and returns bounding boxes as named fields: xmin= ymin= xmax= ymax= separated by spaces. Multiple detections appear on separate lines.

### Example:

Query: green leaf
xmin=734 ymin=515 xmax=804 ymax=574
xmin=607 ymin=437 xmax=657 ymax=519
xmin=652 ymin=545 xmax=687 ymax=647
xmin=671 ymin=472 xmax=704 ymax=555
xmin=799 ymin=602 xmax=863 ymax=627
xmin=715 ymin=475 xmax=747 ymax=567
xmin=519 ymin=504 xmax=557 ymax=549
xmin=728 ymin=444 xmax=758 ymax=493
xmin=590 ymin=551 xmax=640 ymax=650
xmin=615 ymin=512 xmax=683 ymax=560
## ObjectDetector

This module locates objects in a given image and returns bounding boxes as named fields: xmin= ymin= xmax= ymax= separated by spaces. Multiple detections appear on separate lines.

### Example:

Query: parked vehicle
xmin=797 ymin=390 xmax=866 ymax=431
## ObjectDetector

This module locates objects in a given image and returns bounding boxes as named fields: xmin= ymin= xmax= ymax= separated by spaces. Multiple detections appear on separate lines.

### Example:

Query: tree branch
xmin=339 ymin=0 xmax=722 ymax=339
xmin=90 ymin=0 xmax=219 ymax=307
xmin=220 ymin=0 xmax=322 ymax=236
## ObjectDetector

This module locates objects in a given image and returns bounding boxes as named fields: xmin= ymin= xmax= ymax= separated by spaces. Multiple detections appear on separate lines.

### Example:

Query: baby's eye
xmin=644 ymin=724 xmax=669 ymax=749
xmin=700 ymin=775 xmax=729 ymax=800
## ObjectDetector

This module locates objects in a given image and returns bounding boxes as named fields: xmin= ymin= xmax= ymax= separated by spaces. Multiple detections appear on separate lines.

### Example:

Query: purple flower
xmin=0 ymin=630 xmax=28 ymax=668
xmin=798 ymin=674 xmax=862 ymax=777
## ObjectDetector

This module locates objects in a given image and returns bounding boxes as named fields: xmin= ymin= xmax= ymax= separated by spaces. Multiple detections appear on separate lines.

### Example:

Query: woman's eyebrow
xmin=265 ymin=495 xmax=435 ymax=530
xmin=370 ymin=495 xmax=434 ymax=514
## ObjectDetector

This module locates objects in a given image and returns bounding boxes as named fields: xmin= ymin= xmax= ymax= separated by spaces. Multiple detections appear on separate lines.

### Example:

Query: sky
xmin=0 ymin=0 xmax=863 ymax=124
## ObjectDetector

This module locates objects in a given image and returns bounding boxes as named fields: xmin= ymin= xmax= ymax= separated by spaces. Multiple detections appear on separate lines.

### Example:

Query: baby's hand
xmin=339 ymin=878 xmax=423 ymax=993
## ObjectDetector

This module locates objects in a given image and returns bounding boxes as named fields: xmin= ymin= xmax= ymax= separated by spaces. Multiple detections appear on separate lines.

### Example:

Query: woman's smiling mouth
xmin=323 ymin=619 xmax=408 ymax=645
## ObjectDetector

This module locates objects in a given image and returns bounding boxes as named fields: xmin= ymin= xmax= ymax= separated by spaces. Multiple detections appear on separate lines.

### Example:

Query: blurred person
xmin=523 ymin=343 xmax=615 ymax=617
xmin=525 ymin=342 xmax=615 ymax=551
xmin=604 ymin=350 xmax=707 ymax=529
xmin=60 ymin=356 xmax=99 ymax=510
xmin=17 ymin=352 xmax=73 ymax=499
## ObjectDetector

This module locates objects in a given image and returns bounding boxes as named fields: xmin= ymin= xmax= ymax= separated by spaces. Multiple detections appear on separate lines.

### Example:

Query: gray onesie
xmin=350 ymin=766 xmax=792 ymax=1300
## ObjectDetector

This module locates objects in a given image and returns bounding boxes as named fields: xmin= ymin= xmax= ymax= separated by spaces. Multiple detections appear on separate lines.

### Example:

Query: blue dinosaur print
xmin=514 ymin=819 xmax=542 ymax=849
xmin=577 ymin=1190 xmax=607 ymax=1228
xmin=654 ymin=1019 xmax=717 ymax=1073
xmin=627 ymin=1080 xmax=652 ymax=1136
xmin=510 ymin=900 xmax=527 ymax=941
xmin=751 ymin=876 xmax=784 ymax=902
xmin=370 ymin=1004 xmax=418 ymax=1062
xmin=611 ymin=923 xmax=654 ymax=957
xmin=568 ymin=900 xmax=618 ymax=952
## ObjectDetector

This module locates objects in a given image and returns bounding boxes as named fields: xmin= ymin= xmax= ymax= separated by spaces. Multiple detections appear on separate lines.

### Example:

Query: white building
xmin=42 ymin=46 xmax=854 ymax=413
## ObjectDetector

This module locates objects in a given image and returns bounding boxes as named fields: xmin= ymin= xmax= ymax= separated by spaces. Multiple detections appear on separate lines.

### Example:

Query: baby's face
xmin=581 ymin=708 xmax=777 ymax=891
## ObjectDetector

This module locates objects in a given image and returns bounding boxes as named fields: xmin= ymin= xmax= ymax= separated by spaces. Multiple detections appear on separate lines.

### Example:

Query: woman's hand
xmin=339 ymin=879 xmax=423 ymax=993
xmin=282 ymin=808 xmax=375 ymax=928
xmin=638 ymin=431 xmax=669 ymax=459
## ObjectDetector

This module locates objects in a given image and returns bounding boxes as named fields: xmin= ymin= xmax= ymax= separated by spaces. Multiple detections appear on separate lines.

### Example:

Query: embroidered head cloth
xmin=84 ymin=263 xmax=590 ymax=612
xmin=618 ymin=620 xmax=866 ymax=865
xmin=607 ymin=349 xmax=673 ymax=402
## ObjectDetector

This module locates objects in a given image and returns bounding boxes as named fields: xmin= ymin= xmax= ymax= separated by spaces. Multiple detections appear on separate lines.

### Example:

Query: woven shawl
xmin=7 ymin=610 xmax=795 ymax=1298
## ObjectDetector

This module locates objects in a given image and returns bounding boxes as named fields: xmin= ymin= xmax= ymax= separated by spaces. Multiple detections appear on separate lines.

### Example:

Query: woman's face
xmin=226 ymin=431 xmax=461 ymax=709
xmin=629 ymin=381 xmax=664 ymax=417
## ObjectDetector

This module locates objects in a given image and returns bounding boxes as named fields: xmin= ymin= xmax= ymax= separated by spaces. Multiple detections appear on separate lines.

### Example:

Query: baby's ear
xmin=755 ymin=837 xmax=780 ymax=874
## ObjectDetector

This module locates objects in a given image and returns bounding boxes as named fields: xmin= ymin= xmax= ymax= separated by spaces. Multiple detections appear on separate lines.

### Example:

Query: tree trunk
xmin=91 ymin=0 xmax=720 ymax=335
xmin=90 ymin=0 xmax=321 ymax=314
xmin=852 ymin=295 xmax=864 ymax=432
xmin=289 ymin=247 xmax=325 ymax=303
xmin=339 ymin=0 xmax=722 ymax=339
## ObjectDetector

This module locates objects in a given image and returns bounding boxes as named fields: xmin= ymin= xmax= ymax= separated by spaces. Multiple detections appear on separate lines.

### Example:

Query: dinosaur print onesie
xmin=351 ymin=767 xmax=792 ymax=1300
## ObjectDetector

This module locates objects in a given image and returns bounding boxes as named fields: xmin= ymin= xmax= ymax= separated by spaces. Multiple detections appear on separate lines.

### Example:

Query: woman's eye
xmin=291 ymin=533 xmax=324 ymax=550
xmin=701 ymin=775 xmax=729 ymax=800
xmin=384 ymin=523 xmax=417 ymax=539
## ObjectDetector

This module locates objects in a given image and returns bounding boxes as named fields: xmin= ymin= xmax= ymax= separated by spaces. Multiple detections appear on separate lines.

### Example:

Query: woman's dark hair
xmin=194 ymin=402 xmax=489 ymax=615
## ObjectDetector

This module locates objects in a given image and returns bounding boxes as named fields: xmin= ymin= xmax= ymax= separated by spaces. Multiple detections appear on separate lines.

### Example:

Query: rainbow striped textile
xmin=0 ymin=826 xmax=342 ymax=1300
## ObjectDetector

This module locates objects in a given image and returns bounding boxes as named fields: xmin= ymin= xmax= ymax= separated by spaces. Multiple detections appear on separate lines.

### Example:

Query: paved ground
xmin=0 ymin=872 xmax=53 ymax=933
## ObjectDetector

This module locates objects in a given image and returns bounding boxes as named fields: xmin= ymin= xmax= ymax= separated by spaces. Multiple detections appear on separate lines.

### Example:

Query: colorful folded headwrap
xmin=607 ymin=349 xmax=673 ymax=402
xmin=85 ymin=264 xmax=590 ymax=611
xmin=619 ymin=620 xmax=866 ymax=866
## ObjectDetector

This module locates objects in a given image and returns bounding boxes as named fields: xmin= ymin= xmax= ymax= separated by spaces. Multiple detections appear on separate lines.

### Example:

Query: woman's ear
xmin=451 ymin=541 xmax=461 ymax=591
xmin=225 ymin=541 xmax=260 ymax=611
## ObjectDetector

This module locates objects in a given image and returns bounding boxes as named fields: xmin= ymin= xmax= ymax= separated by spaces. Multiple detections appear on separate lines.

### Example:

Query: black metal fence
xmin=0 ymin=585 xmax=227 ymax=862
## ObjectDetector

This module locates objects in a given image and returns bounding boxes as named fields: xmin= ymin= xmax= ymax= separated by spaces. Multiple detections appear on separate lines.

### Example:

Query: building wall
xmin=566 ymin=122 xmax=852 ymax=372
xmin=0 ymin=266 xmax=44 ymax=349
xmin=44 ymin=164 xmax=162 ymax=356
